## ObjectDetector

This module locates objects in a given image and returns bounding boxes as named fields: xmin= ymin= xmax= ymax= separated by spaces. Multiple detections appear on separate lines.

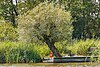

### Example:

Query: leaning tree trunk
xmin=45 ymin=40 xmax=62 ymax=58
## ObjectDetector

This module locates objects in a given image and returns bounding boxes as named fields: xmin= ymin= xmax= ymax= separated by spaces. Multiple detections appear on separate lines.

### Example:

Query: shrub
xmin=0 ymin=22 xmax=18 ymax=41
xmin=55 ymin=42 xmax=70 ymax=55
xmin=68 ymin=39 xmax=100 ymax=55
xmin=34 ymin=44 xmax=50 ymax=58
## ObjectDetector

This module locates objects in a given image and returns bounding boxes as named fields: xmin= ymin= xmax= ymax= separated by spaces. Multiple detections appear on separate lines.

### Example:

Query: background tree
xmin=17 ymin=0 xmax=45 ymax=15
xmin=66 ymin=0 xmax=100 ymax=39
xmin=18 ymin=2 xmax=73 ymax=57
xmin=0 ymin=0 xmax=18 ymax=27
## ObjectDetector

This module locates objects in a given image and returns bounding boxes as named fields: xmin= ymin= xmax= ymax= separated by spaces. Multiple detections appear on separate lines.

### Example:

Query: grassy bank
xmin=0 ymin=39 xmax=100 ymax=63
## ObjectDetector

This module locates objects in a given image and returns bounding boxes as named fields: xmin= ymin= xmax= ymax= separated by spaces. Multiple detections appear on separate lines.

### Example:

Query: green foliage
xmin=0 ymin=22 xmax=17 ymax=41
xmin=67 ymin=0 xmax=100 ymax=39
xmin=0 ymin=40 xmax=100 ymax=63
xmin=0 ymin=42 xmax=41 ymax=63
xmin=18 ymin=2 xmax=72 ymax=43
xmin=50 ymin=0 xmax=100 ymax=39
xmin=31 ymin=43 xmax=70 ymax=58
xmin=0 ymin=0 xmax=99 ymax=39
xmin=0 ymin=0 xmax=18 ymax=26
xmin=55 ymin=42 xmax=69 ymax=55
xmin=68 ymin=39 xmax=100 ymax=55
xmin=34 ymin=44 xmax=50 ymax=58
xmin=17 ymin=0 xmax=45 ymax=15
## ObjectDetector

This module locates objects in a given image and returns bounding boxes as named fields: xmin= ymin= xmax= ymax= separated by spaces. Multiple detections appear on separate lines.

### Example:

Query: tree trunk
xmin=45 ymin=40 xmax=62 ymax=58
xmin=10 ymin=0 xmax=18 ymax=27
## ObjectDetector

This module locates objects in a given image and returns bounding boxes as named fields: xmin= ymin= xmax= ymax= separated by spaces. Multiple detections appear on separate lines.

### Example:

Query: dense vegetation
xmin=0 ymin=42 xmax=41 ymax=63
xmin=0 ymin=39 xmax=100 ymax=63
xmin=0 ymin=0 xmax=100 ymax=63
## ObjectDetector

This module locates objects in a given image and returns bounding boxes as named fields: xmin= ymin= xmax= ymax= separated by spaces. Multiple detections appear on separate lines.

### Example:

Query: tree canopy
xmin=0 ymin=0 xmax=99 ymax=39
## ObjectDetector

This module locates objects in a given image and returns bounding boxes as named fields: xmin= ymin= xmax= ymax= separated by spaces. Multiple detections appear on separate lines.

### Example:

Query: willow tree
xmin=18 ymin=2 xmax=72 ymax=57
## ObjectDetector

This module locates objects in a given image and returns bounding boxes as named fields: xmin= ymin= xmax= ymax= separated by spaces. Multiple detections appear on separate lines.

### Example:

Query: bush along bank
xmin=0 ymin=39 xmax=100 ymax=63
xmin=0 ymin=42 xmax=42 ymax=63
xmin=68 ymin=39 xmax=100 ymax=56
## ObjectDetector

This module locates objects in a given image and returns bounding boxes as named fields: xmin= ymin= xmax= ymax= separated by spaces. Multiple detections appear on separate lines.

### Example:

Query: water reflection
xmin=0 ymin=63 xmax=100 ymax=67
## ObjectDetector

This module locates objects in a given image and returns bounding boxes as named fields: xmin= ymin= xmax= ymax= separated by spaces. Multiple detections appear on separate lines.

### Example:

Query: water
xmin=0 ymin=63 xmax=100 ymax=67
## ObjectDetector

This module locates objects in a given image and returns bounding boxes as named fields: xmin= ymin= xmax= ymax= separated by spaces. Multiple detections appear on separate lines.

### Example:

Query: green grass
xmin=0 ymin=39 xmax=100 ymax=63
xmin=0 ymin=42 xmax=41 ymax=63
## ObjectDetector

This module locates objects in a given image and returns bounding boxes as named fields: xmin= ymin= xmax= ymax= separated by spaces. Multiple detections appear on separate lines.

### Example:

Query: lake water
xmin=0 ymin=63 xmax=100 ymax=67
